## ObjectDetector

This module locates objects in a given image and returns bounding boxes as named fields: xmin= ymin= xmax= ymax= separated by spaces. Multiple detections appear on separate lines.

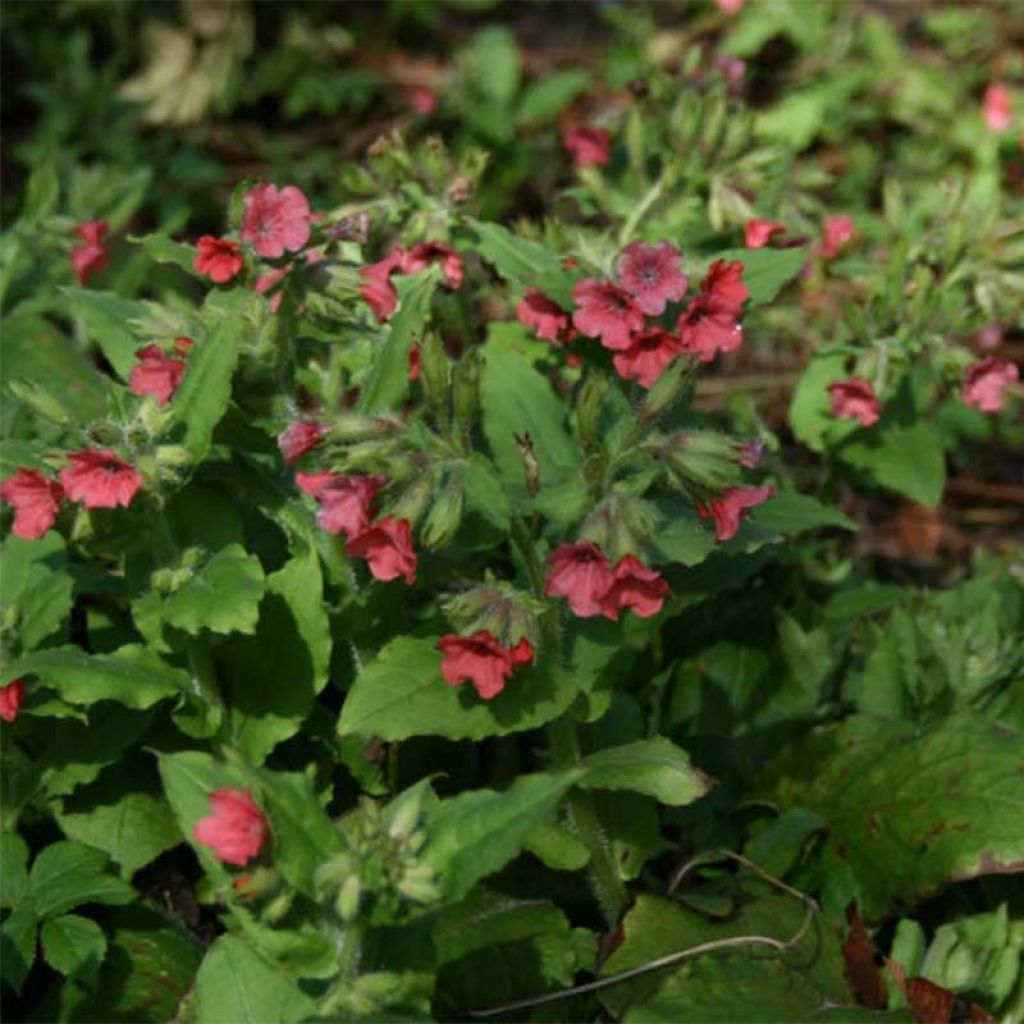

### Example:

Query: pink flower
xmin=963 ymin=358 xmax=1019 ymax=413
xmin=616 ymin=241 xmax=688 ymax=316
xmin=821 ymin=215 xmax=855 ymax=260
xmin=715 ymin=0 xmax=743 ymax=13
xmin=436 ymin=630 xmax=534 ymax=700
xmin=278 ymin=422 xmax=330 ymax=465
xmin=60 ymin=449 xmax=142 ymax=510
xmin=193 ymin=788 xmax=269 ymax=867
xmin=697 ymin=485 xmax=777 ymax=542
xmin=1 ymin=469 xmax=64 ymax=540
xmin=563 ymin=126 xmax=611 ymax=168
xmin=517 ymin=288 xmax=572 ymax=343
xmin=253 ymin=264 xmax=291 ymax=312
xmin=240 ymin=184 xmax=312 ymax=260
xmin=701 ymin=259 xmax=748 ymax=315
xmin=982 ymin=84 xmax=1012 ymax=134
xmin=739 ymin=439 xmax=765 ymax=469
xmin=297 ymin=472 xmax=386 ymax=540
xmin=745 ymin=219 xmax=785 ymax=249
xmin=408 ymin=85 xmax=438 ymax=115
xmin=71 ymin=220 xmax=109 ymax=285
xmin=827 ymin=378 xmax=881 ymax=427
xmin=544 ymin=541 xmax=616 ymax=618
xmin=676 ymin=260 xmax=748 ymax=362
xmin=359 ymin=249 xmax=404 ymax=322
xmin=194 ymin=236 xmax=244 ymax=284
xmin=0 ymin=679 xmax=26 ymax=723
xmin=599 ymin=556 xmax=670 ymax=620
xmin=612 ymin=328 xmax=684 ymax=388
xmin=571 ymin=279 xmax=645 ymax=351
xmin=129 ymin=344 xmax=188 ymax=405
xmin=401 ymin=241 xmax=463 ymax=289
xmin=346 ymin=516 xmax=417 ymax=584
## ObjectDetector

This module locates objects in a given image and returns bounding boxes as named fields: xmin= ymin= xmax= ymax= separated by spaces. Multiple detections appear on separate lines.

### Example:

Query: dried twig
xmin=467 ymin=849 xmax=819 ymax=1018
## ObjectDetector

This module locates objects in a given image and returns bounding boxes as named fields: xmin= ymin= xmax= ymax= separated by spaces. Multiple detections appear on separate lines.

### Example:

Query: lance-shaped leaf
xmin=467 ymin=220 xmax=576 ymax=306
xmin=580 ymin=737 xmax=714 ymax=807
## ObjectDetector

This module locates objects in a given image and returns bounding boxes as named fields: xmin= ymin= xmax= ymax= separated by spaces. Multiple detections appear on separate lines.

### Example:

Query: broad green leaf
xmin=789 ymin=352 xmax=851 ymax=453
xmin=0 ymin=831 xmax=29 ymax=909
xmin=648 ymin=502 xmax=717 ymax=568
xmin=130 ymin=232 xmax=195 ymax=272
xmin=464 ymin=451 xmax=511 ymax=531
xmin=765 ymin=714 xmax=1024 ymax=919
xmin=220 ymin=547 xmax=332 ymax=762
xmin=338 ymin=634 xmax=601 ymax=742
xmin=749 ymin=491 xmax=856 ymax=535
xmin=65 ymin=289 xmax=150 ymax=380
xmin=743 ymin=807 xmax=827 ymax=881
xmin=40 ymin=913 xmax=107 ymax=986
xmin=707 ymin=247 xmax=808 ymax=306
xmin=1 ymin=908 xmax=37 ymax=992
xmin=0 ymin=532 xmax=74 ymax=652
xmin=423 ymin=772 xmax=579 ymax=902
xmin=0 ymin=645 xmax=190 ymax=710
xmin=193 ymin=935 xmax=314 ymax=1024
xmin=523 ymin=818 xmax=590 ymax=871
xmin=56 ymin=764 xmax=180 ymax=877
xmin=516 ymin=69 xmax=591 ymax=126
xmin=580 ymin=737 xmax=713 ymax=806
xmin=467 ymin=219 xmax=576 ymax=306
xmin=841 ymin=422 xmax=946 ymax=507
xmin=161 ymin=543 xmax=265 ymax=636
xmin=24 ymin=841 xmax=134 ymax=918
xmin=358 ymin=269 xmax=438 ymax=413
xmin=171 ymin=315 xmax=243 ymax=460
xmin=481 ymin=341 xmax=580 ymax=495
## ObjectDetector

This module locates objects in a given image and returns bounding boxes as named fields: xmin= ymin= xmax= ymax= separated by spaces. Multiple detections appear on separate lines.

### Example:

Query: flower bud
xmin=263 ymin=889 xmax=294 ymax=924
xmin=386 ymin=472 xmax=433 ymax=527
xmin=442 ymin=583 xmax=543 ymax=651
xmin=452 ymin=354 xmax=480 ymax=440
xmin=336 ymin=874 xmax=362 ymax=923
xmin=421 ymin=467 xmax=464 ymax=549
xmin=387 ymin=795 xmax=422 ymax=842
xmin=639 ymin=358 xmax=693 ymax=423
xmin=396 ymin=864 xmax=440 ymax=904
xmin=418 ymin=332 xmax=449 ymax=419
xmin=6 ymin=379 xmax=70 ymax=426
xmin=575 ymin=372 xmax=611 ymax=449
xmin=662 ymin=431 xmax=744 ymax=490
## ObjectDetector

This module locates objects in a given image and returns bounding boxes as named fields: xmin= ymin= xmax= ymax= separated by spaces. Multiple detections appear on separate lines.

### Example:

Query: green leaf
xmin=461 ymin=27 xmax=521 ymax=106
xmin=221 ymin=548 xmax=332 ymax=761
xmin=765 ymin=714 xmax=1024 ymax=919
xmin=580 ymin=737 xmax=713 ymax=807
xmin=423 ymin=772 xmax=578 ymax=903
xmin=1 ymin=831 xmax=29 ymax=909
xmin=523 ymin=818 xmax=590 ymax=871
xmin=467 ymin=219 xmax=576 ymax=307
xmin=358 ymin=269 xmax=438 ymax=413
xmin=749 ymin=491 xmax=856 ymax=535
xmin=464 ymin=452 xmax=511 ymax=531
xmin=161 ymin=543 xmax=265 ymax=636
xmin=0 ymin=645 xmax=190 ymax=709
xmin=56 ymin=764 xmax=180 ymax=877
xmin=0 ymin=532 xmax=74 ymax=652
xmin=40 ymin=913 xmax=107 ymax=987
xmin=1 ymin=908 xmax=37 ymax=992
xmin=338 ymin=634 xmax=595 ymax=742
xmin=130 ymin=232 xmax=196 ymax=273
xmin=789 ymin=352 xmax=851 ymax=453
xmin=65 ymin=290 xmax=146 ymax=380
xmin=24 ymin=841 xmax=134 ymax=918
xmin=841 ymin=422 xmax=946 ymax=507
xmin=516 ymin=69 xmax=591 ymax=126
xmin=708 ymin=247 xmax=808 ymax=306
xmin=171 ymin=315 xmax=243 ymax=460
xmin=193 ymin=935 xmax=314 ymax=1024
xmin=481 ymin=340 xmax=580 ymax=495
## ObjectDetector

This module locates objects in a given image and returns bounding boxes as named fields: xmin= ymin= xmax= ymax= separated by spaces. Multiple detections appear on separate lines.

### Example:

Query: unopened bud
xmin=263 ymin=889 xmax=294 ymax=924
xmin=452 ymin=354 xmax=481 ymax=439
xmin=336 ymin=875 xmax=362 ymax=923
xmin=515 ymin=433 xmax=540 ymax=498
xmin=419 ymin=333 xmax=449 ymax=419
xmin=387 ymin=473 xmax=433 ymax=527
xmin=387 ymin=795 xmax=422 ymax=842
xmin=6 ymin=379 xmax=70 ymax=426
xmin=575 ymin=373 xmax=611 ymax=448
xmin=396 ymin=864 xmax=440 ymax=904
xmin=421 ymin=468 xmax=464 ymax=549
xmin=663 ymin=431 xmax=743 ymax=490
xmin=640 ymin=359 xmax=692 ymax=422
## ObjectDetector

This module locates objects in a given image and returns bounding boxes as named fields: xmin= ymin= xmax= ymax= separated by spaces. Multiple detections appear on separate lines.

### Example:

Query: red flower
xmin=571 ymin=279 xmax=645 ymax=351
xmin=194 ymin=236 xmax=244 ymax=284
xmin=963 ymin=358 xmax=1019 ymax=413
xmin=563 ymin=125 xmax=611 ymax=168
xmin=193 ymin=788 xmax=268 ymax=866
xmin=253 ymin=264 xmax=290 ymax=312
xmin=616 ymin=241 xmax=688 ymax=316
xmin=821 ymin=215 xmax=855 ymax=260
xmin=982 ymin=83 xmax=1012 ymax=134
xmin=359 ymin=249 xmax=404 ymax=322
xmin=697 ymin=485 xmax=777 ymax=542
xmin=612 ymin=328 xmax=684 ymax=388
xmin=827 ymin=378 xmax=880 ymax=426
xmin=297 ymin=472 xmax=386 ymax=540
xmin=71 ymin=220 xmax=109 ymax=285
xmin=129 ymin=344 xmax=188 ymax=405
xmin=1 ymin=469 xmax=63 ymax=539
xmin=599 ymin=556 xmax=670 ymax=620
xmin=676 ymin=259 xmax=747 ymax=362
xmin=241 ymin=183 xmax=312 ymax=260
xmin=701 ymin=259 xmax=748 ymax=315
xmin=544 ymin=541 xmax=616 ymax=618
xmin=346 ymin=516 xmax=417 ymax=584
xmin=745 ymin=219 xmax=785 ymax=249
xmin=401 ymin=242 xmax=464 ymax=289
xmin=408 ymin=85 xmax=438 ymax=115
xmin=516 ymin=288 xmax=571 ymax=343
xmin=0 ymin=679 xmax=26 ymax=723
xmin=60 ymin=449 xmax=142 ymax=510
xmin=278 ymin=421 xmax=330 ymax=465
xmin=436 ymin=630 xmax=534 ymax=700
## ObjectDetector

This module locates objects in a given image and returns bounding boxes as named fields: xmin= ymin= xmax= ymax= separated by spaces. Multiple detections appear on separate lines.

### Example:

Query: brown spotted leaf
xmin=843 ymin=904 xmax=887 ymax=1009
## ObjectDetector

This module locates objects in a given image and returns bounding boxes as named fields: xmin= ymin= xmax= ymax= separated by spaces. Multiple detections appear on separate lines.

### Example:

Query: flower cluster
xmin=359 ymin=242 xmax=464 ymax=322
